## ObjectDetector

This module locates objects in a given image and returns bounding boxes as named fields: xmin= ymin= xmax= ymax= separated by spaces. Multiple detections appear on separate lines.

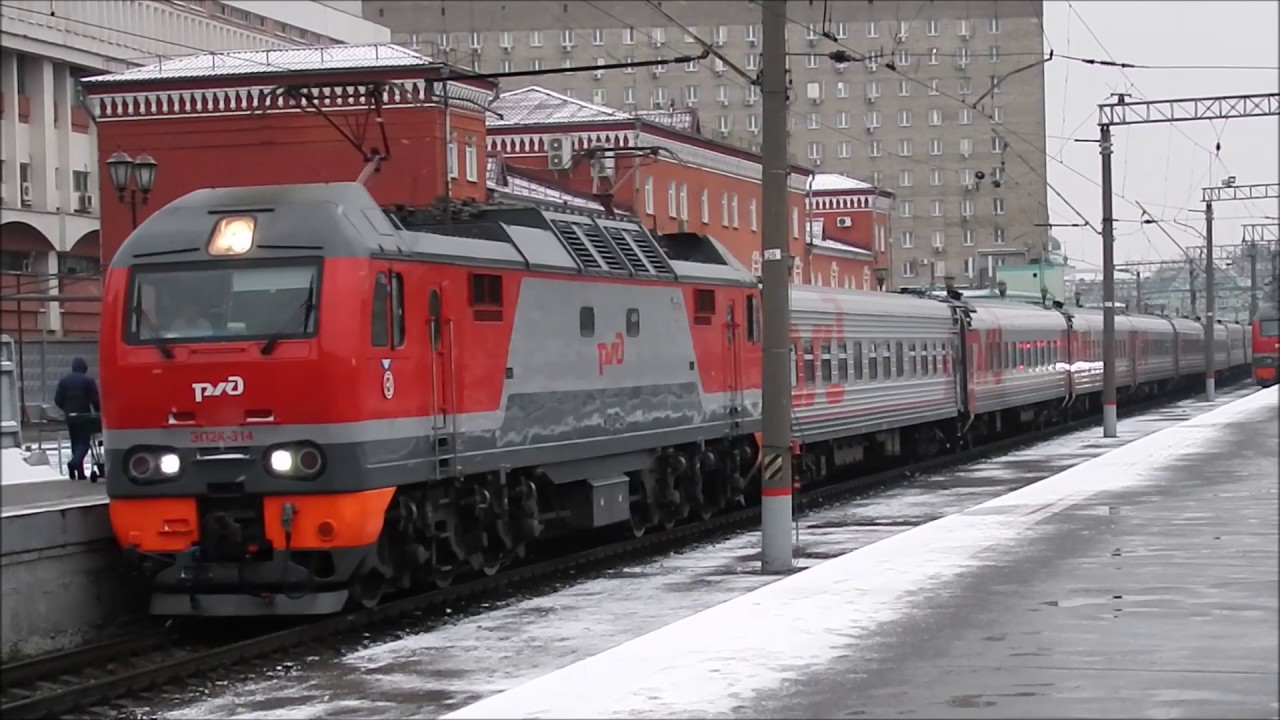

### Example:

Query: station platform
xmin=447 ymin=386 xmax=1279 ymax=720
xmin=1 ymin=451 xmax=128 ymax=658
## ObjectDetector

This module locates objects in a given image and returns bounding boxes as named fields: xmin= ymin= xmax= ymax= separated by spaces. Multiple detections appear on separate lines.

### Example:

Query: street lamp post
xmin=873 ymin=266 xmax=888 ymax=292
xmin=106 ymin=150 xmax=158 ymax=229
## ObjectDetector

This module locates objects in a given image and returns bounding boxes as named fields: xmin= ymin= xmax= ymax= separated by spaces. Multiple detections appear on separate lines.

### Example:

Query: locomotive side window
xmin=626 ymin=308 xmax=640 ymax=337
xmin=391 ymin=272 xmax=405 ymax=348
xmin=693 ymin=289 xmax=716 ymax=326
xmin=579 ymin=306 xmax=595 ymax=337
xmin=746 ymin=294 xmax=759 ymax=343
xmin=428 ymin=289 xmax=442 ymax=350
xmin=371 ymin=272 xmax=390 ymax=347
xmin=469 ymin=273 xmax=503 ymax=323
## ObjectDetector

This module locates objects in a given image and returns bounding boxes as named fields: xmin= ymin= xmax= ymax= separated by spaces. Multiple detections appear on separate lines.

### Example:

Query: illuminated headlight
xmin=269 ymin=449 xmax=294 ymax=474
xmin=207 ymin=215 xmax=256 ymax=256
xmin=125 ymin=447 xmax=183 ymax=483
xmin=157 ymin=453 xmax=181 ymax=476
xmin=264 ymin=443 xmax=326 ymax=479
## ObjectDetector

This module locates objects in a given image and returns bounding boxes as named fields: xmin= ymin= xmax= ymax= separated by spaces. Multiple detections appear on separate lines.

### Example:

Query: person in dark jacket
xmin=54 ymin=357 xmax=101 ymax=480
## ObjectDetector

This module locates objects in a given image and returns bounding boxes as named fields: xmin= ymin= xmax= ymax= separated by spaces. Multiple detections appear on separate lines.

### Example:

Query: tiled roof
xmin=809 ymin=173 xmax=874 ymax=192
xmin=489 ymin=86 xmax=631 ymax=127
xmin=81 ymin=44 xmax=437 ymax=85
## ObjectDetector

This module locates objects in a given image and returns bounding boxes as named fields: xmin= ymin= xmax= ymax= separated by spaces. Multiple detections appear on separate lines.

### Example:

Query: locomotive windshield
xmin=1262 ymin=319 xmax=1280 ymax=337
xmin=126 ymin=261 xmax=320 ymax=344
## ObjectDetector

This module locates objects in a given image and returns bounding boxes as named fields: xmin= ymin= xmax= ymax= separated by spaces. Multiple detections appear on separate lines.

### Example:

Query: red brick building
xmin=804 ymin=174 xmax=893 ymax=290
xmin=486 ymin=87 xmax=888 ymax=288
xmin=79 ymin=44 xmax=496 ymax=266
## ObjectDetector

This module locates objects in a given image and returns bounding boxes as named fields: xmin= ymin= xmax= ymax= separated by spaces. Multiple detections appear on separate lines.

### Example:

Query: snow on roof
xmin=806 ymin=219 xmax=874 ymax=258
xmin=490 ymin=86 xmax=632 ymax=127
xmin=80 ymin=44 xmax=438 ymax=85
xmin=809 ymin=173 xmax=874 ymax=192
xmin=485 ymin=154 xmax=607 ymax=212
xmin=634 ymin=108 xmax=700 ymax=133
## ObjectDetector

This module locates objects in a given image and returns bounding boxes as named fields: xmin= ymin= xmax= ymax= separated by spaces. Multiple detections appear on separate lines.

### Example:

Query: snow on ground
xmin=446 ymin=387 xmax=1276 ymax=719
xmin=150 ymin=387 xmax=1262 ymax=720
xmin=1 ymin=444 xmax=72 ymax=485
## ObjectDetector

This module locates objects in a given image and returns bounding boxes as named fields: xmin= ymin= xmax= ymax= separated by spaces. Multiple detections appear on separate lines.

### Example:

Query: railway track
xmin=0 ymin=381 xmax=1251 ymax=719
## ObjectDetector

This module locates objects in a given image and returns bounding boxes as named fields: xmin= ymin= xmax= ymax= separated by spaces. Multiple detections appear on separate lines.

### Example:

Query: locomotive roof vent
xmin=208 ymin=215 xmax=257 ymax=256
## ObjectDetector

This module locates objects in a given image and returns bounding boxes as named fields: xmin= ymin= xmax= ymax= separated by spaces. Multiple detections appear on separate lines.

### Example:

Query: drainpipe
xmin=804 ymin=171 xmax=814 ymax=285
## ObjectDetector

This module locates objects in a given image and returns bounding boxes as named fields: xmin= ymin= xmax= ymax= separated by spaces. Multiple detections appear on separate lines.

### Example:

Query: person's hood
xmin=71 ymin=357 xmax=88 ymax=374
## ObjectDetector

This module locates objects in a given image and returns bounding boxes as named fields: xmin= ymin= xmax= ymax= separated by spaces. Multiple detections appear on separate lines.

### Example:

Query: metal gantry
xmin=1200 ymin=183 xmax=1279 ymax=398
xmin=1096 ymin=92 xmax=1279 ymax=422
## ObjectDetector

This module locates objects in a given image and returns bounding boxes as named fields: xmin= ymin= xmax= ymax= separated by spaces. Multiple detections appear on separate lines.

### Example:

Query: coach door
xmin=426 ymin=284 xmax=458 ymax=472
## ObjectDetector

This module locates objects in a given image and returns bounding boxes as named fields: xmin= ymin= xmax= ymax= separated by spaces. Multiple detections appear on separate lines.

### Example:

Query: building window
xmin=593 ymin=88 xmax=608 ymax=105
xmin=899 ymin=200 xmax=913 ymax=218
xmin=835 ymin=81 xmax=849 ymax=98
xmin=932 ymin=230 xmax=946 ymax=248
xmin=866 ymin=22 xmax=879 ymax=38
xmin=731 ymin=194 xmax=740 ymax=227
xmin=929 ymin=138 xmax=943 ymax=155
xmin=901 ymin=262 xmax=917 ymax=278
xmin=928 ymin=108 xmax=943 ymax=126
xmin=679 ymin=184 xmax=689 ymax=221
xmin=869 ymin=140 xmax=882 ymax=158
xmin=837 ymin=141 xmax=852 ymax=158
xmin=898 ymin=169 xmax=914 ymax=187
xmin=901 ymin=230 xmax=915 ymax=248
xmin=959 ymin=78 xmax=972 ymax=96
xmin=989 ymin=17 xmax=1001 ymax=33
xmin=959 ymin=107 xmax=973 ymax=125
xmin=993 ymin=226 xmax=1006 ymax=244
xmin=668 ymin=181 xmax=677 ymax=218
xmin=930 ymin=199 xmax=944 ymax=216
xmin=898 ymin=79 xmax=911 ymax=96
xmin=644 ymin=177 xmax=654 ymax=214
xmin=898 ymin=139 xmax=913 ymax=157
xmin=592 ymin=28 xmax=605 ymax=45
xmin=897 ymin=109 xmax=912 ymax=127
xmin=963 ymin=228 xmax=975 ymax=246
xmin=808 ymin=141 xmax=823 ymax=161
xmin=529 ymin=31 xmax=543 ymax=47
xmin=447 ymin=141 xmax=458 ymax=178
xmin=701 ymin=188 xmax=710 ymax=223
xmin=990 ymin=46 xmax=1001 ymax=63
xmin=929 ymin=47 xmax=939 ymax=65
xmin=465 ymin=144 xmax=478 ymax=182
xmin=930 ymin=168 xmax=944 ymax=186
xmin=807 ymin=113 xmax=821 ymax=129
xmin=721 ymin=191 xmax=729 ymax=226
xmin=992 ymin=197 xmax=1006 ymax=215
xmin=991 ymin=134 xmax=1005 ymax=153
xmin=929 ymin=78 xmax=940 ymax=95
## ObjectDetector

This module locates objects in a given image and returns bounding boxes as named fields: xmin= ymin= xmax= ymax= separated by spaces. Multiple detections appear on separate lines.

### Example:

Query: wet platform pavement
xmin=147 ymin=385 xmax=1275 ymax=719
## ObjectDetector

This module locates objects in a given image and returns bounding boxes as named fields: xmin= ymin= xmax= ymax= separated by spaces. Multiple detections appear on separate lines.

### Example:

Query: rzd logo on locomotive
xmin=597 ymin=332 xmax=625 ymax=375
xmin=192 ymin=375 xmax=245 ymax=403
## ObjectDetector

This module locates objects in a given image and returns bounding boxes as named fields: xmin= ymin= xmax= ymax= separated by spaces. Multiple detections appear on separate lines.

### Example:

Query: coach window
xmin=820 ymin=342 xmax=833 ymax=383
xmin=894 ymin=342 xmax=904 ymax=378
xmin=371 ymin=272 xmax=390 ymax=347
xmin=868 ymin=342 xmax=879 ymax=380
xmin=837 ymin=341 xmax=849 ymax=383
xmin=881 ymin=343 xmax=892 ymax=379
xmin=469 ymin=272 xmax=503 ymax=322
xmin=627 ymin=308 xmax=641 ymax=337
xmin=932 ymin=341 xmax=940 ymax=375
xmin=579 ymin=306 xmax=595 ymax=337
xmin=746 ymin=294 xmax=759 ymax=343
xmin=802 ymin=340 xmax=816 ymax=387
xmin=853 ymin=341 xmax=864 ymax=381
xmin=391 ymin=272 xmax=405 ymax=348
xmin=907 ymin=342 xmax=917 ymax=377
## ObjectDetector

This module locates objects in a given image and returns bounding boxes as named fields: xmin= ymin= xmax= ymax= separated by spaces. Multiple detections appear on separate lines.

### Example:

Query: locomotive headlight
xmin=157 ymin=452 xmax=181 ymax=476
xmin=207 ymin=215 xmax=256 ymax=256
xmin=269 ymin=449 xmax=295 ymax=474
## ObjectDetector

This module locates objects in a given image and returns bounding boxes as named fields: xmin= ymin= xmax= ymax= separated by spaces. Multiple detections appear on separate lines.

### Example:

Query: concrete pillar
xmin=53 ymin=62 xmax=75 ymax=237
xmin=0 ymin=52 xmax=19 ymax=199
xmin=25 ymin=56 xmax=56 ymax=211
xmin=41 ymin=251 xmax=62 ymax=336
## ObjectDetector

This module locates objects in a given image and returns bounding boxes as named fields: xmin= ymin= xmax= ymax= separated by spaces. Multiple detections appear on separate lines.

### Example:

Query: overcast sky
xmin=1040 ymin=0 xmax=1279 ymax=274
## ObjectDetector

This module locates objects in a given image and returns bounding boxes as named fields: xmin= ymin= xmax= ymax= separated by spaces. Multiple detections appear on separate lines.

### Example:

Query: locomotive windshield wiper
xmin=131 ymin=301 xmax=175 ymax=359
xmin=260 ymin=276 xmax=316 ymax=356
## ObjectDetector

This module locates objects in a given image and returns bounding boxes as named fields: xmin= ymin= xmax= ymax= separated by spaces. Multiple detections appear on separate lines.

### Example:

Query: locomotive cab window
xmin=126 ymin=260 xmax=320 ymax=346
xmin=390 ymin=272 xmax=405 ymax=348
xmin=626 ymin=308 xmax=641 ymax=337
xmin=580 ymin=306 xmax=595 ymax=337
xmin=469 ymin=273 xmax=504 ymax=322
xmin=693 ymin=289 xmax=716 ymax=326
xmin=746 ymin=294 xmax=759 ymax=343
xmin=371 ymin=272 xmax=390 ymax=347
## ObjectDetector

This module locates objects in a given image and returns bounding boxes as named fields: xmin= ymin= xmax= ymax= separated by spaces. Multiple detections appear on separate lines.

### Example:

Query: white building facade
xmin=0 ymin=0 xmax=389 ymax=335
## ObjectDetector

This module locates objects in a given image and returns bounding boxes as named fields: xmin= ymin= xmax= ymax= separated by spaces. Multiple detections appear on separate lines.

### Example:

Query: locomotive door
xmin=426 ymin=284 xmax=458 ymax=468
xmin=725 ymin=301 xmax=743 ymax=431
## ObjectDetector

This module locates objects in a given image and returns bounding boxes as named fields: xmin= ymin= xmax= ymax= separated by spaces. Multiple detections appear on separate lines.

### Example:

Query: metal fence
xmin=13 ymin=336 xmax=100 ymax=422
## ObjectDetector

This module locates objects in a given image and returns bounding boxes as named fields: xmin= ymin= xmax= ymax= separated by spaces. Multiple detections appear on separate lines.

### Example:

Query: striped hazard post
xmin=761 ymin=453 xmax=788 ymax=496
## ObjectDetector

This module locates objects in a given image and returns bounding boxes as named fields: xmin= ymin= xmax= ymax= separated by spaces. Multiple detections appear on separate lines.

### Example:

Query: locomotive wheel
xmin=349 ymin=569 xmax=385 ymax=609
xmin=627 ymin=475 xmax=651 ymax=538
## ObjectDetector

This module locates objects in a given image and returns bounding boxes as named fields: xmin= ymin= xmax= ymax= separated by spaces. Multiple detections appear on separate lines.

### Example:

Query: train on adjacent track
xmin=1252 ymin=300 xmax=1279 ymax=387
xmin=100 ymin=182 xmax=1253 ymax=617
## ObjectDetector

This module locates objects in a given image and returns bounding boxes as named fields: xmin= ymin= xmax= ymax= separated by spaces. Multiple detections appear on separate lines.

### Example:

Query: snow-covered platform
xmin=448 ymin=386 xmax=1279 ymax=720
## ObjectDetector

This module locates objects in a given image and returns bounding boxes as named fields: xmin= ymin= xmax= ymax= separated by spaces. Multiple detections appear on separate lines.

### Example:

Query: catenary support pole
xmin=760 ymin=0 xmax=793 ymax=574
xmin=1099 ymin=124 xmax=1118 ymax=437
xmin=1203 ymin=201 xmax=1215 ymax=401
xmin=1249 ymin=242 xmax=1258 ymax=320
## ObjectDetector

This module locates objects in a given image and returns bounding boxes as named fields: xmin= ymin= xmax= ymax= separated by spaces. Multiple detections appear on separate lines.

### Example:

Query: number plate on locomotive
xmin=189 ymin=429 xmax=255 ymax=445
